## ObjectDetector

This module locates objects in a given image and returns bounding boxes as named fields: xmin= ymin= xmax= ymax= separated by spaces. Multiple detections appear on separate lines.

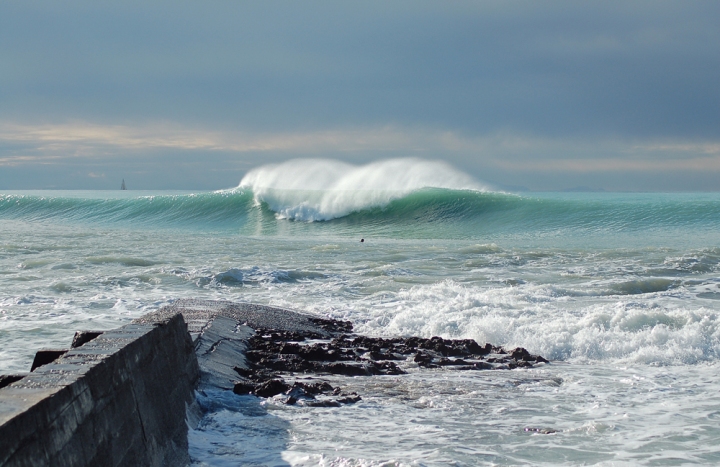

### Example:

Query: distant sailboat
xmin=121 ymin=179 xmax=127 ymax=190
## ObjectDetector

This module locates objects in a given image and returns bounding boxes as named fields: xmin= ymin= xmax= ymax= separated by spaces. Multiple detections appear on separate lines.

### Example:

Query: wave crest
xmin=238 ymin=158 xmax=487 ymax=221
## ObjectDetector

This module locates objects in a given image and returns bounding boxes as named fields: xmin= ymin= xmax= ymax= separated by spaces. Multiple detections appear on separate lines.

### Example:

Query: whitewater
xmin=2 ymin=159 xmax=720 ymax=465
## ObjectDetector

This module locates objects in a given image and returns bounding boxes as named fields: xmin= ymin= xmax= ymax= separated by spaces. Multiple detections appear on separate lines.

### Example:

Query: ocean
xmin=2 ymin=159 xmax=720 ymax=465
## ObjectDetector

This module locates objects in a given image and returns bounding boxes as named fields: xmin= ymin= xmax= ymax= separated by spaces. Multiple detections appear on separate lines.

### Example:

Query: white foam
xmin=336 ymin=280 xmax=720 ymax=366
xmin=238 ymin=158 xmax=485 ymax=221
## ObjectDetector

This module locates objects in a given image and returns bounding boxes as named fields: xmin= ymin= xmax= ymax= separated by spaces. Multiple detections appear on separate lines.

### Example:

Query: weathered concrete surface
xmin=143 ymin=299 xmax=334 ymax=392
xmin=192 ymin=316 xmax=253 ymax=390
xmin=0 ymin=313 xmax=199 ymax=467
xmin=0 ymin=375 xmax=27 ymax=391
xmin=139 ymin=298 xmax=334 ymax=341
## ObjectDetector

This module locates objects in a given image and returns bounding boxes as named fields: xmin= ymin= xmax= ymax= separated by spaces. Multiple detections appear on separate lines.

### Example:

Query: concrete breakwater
xmin=0 ymin=299 xmax=358 ymax=467
xmin=0 ymin=299 xmax=550 ymax=466
xmin=0 ymin=313 xmax=199 ymax=467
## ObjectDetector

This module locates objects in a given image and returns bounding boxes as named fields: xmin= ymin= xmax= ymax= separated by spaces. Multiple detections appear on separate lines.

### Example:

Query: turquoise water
xmin=2 ymin=189 xmax=719 ymax=245
xmin=2 ymin=161 xmax=720 ymax=464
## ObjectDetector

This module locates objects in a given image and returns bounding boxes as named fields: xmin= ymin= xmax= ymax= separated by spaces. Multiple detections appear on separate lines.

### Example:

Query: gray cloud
xmin=0 ymin=0 xmax=718 ymax=190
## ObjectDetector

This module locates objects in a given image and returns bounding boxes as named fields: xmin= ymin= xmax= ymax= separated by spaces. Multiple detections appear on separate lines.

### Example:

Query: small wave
xmin=0 ymin=190 xmax=257 ymax=228
xmin=457 ymin=243 xmax=504 ymax=254
xmin=50 ymin=282 xmax=74 ymax=293
xmin=85 ymin=257 xmax=159 ymax=267
xmin=16 ymin=260 xmax=52 ymax=270
xmin=662 ymin=251 xmax=720 ymax=274
xmin=698 ymin=292 xmax=720 ymax=300
xmin=605 ymin=278 xmax=679 ymax=295
xmin=201 ymin=267 xmax=327 ymax=287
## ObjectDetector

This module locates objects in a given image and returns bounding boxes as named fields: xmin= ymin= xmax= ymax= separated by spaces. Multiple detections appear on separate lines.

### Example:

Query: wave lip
xmin=238 ymin=158 xmax=487 ymax=221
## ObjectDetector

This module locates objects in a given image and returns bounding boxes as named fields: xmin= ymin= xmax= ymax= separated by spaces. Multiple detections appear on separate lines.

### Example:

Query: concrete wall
xmin=0 ymin=314 xmax=199 ymax=467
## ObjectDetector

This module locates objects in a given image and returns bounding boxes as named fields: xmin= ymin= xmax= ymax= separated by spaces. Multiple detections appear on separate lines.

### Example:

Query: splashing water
xmin=238 ymin=158 xmax=487 ymax=221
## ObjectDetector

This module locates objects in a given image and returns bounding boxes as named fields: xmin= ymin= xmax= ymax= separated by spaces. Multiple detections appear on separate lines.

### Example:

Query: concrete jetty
xmin=0 ymin=299 xmax=330 ymax=467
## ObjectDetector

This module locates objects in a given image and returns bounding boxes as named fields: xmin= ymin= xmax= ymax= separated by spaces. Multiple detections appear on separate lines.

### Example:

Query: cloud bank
xmin=1 ymin=1 xmax=718 ymax=190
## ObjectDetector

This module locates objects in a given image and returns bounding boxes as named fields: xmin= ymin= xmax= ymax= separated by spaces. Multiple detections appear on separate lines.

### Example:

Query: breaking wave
xmin=2 ymin=159 xmax=720 ymax=243
xmin=238 ymin=158 xmax=487 ymax=221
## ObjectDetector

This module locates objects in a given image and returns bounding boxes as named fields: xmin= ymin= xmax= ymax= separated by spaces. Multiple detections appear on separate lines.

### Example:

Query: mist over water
xmin=3 ymin=159 xmax=720 ymax=464
xmin=238 ymin=158 xmax=486 ymax=221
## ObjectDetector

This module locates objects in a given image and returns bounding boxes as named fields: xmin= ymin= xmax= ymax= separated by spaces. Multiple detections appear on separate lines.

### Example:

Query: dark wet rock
xmin=370 ymin=361 xmax=405 ymax=375
xmin=305 ymin=400 xmax=341 ymax=407
xmin=309 ymin=317 xmax=353 ymax=334
xmin=296 ymin=381 xmax=334 ymax=395
xmin=279 ymin=343 xmax=301 ymax=354
xmin=243 ymin=329 xmax=547 ymax=378
xmin=510 ymin=347 xmax=533 ymax=361
xmin=254 ymin=379 xmax=290 ymax=398
xmin=281 ymin=382 xmax=360 ymax=407
xmin=413 ymin=352 xmax=433 ymax=365
xmin=300 ymin=344 xmax=336 ymax=361
xmin=365 ymin=350 xmax=392 ymax=360
xmin=283 ymin=381 xmax=335 ymax=400
xmin=232 ymin=320 xmax=549 ymax=408
xmin=232 ymin=382 xmax=255 ymax=395
xmin=336 ymin=394 xmax=362 ymax=404
xmin=524 ymin=427 xmax=558 ymax=434
xmin=233 ymin=366 xmax=253 ymax=378
xmin=325 ymin=362 xmax=370 ymax=376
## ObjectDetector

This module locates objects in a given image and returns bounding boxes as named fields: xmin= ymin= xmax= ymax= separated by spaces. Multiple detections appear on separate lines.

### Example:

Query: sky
xmin=1 ymin=0 xmax=718 ymax=191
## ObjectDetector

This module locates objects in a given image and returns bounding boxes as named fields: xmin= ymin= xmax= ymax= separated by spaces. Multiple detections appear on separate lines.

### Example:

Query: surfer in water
xmin=360 ymin=238 xmax=364 ymax=243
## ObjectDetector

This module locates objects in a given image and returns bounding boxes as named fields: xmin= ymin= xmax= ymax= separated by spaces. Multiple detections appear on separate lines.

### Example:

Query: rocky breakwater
xmin=0 ymin=299 xmax=550 ymax=466
xmin=153 ymin=301 xmax=549 ymax=408
xmin=233 ymin=328 xmax=548 ymax=406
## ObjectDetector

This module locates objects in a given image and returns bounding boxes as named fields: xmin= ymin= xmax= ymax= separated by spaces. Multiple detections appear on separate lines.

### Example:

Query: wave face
xmin=0 ymin=191 xmax=256 ymax=228
xmin=1 ymin=189 xmax=718 ymax=244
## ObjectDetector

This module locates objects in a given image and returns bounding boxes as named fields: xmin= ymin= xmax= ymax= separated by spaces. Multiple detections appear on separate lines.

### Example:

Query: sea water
xmin=2 ymin=159 xmax=720 ymax=465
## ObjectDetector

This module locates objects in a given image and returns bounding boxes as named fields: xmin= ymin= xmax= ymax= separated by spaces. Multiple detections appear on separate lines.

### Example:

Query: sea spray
xmin=238 ymin=158 xmax=487 ymax=221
